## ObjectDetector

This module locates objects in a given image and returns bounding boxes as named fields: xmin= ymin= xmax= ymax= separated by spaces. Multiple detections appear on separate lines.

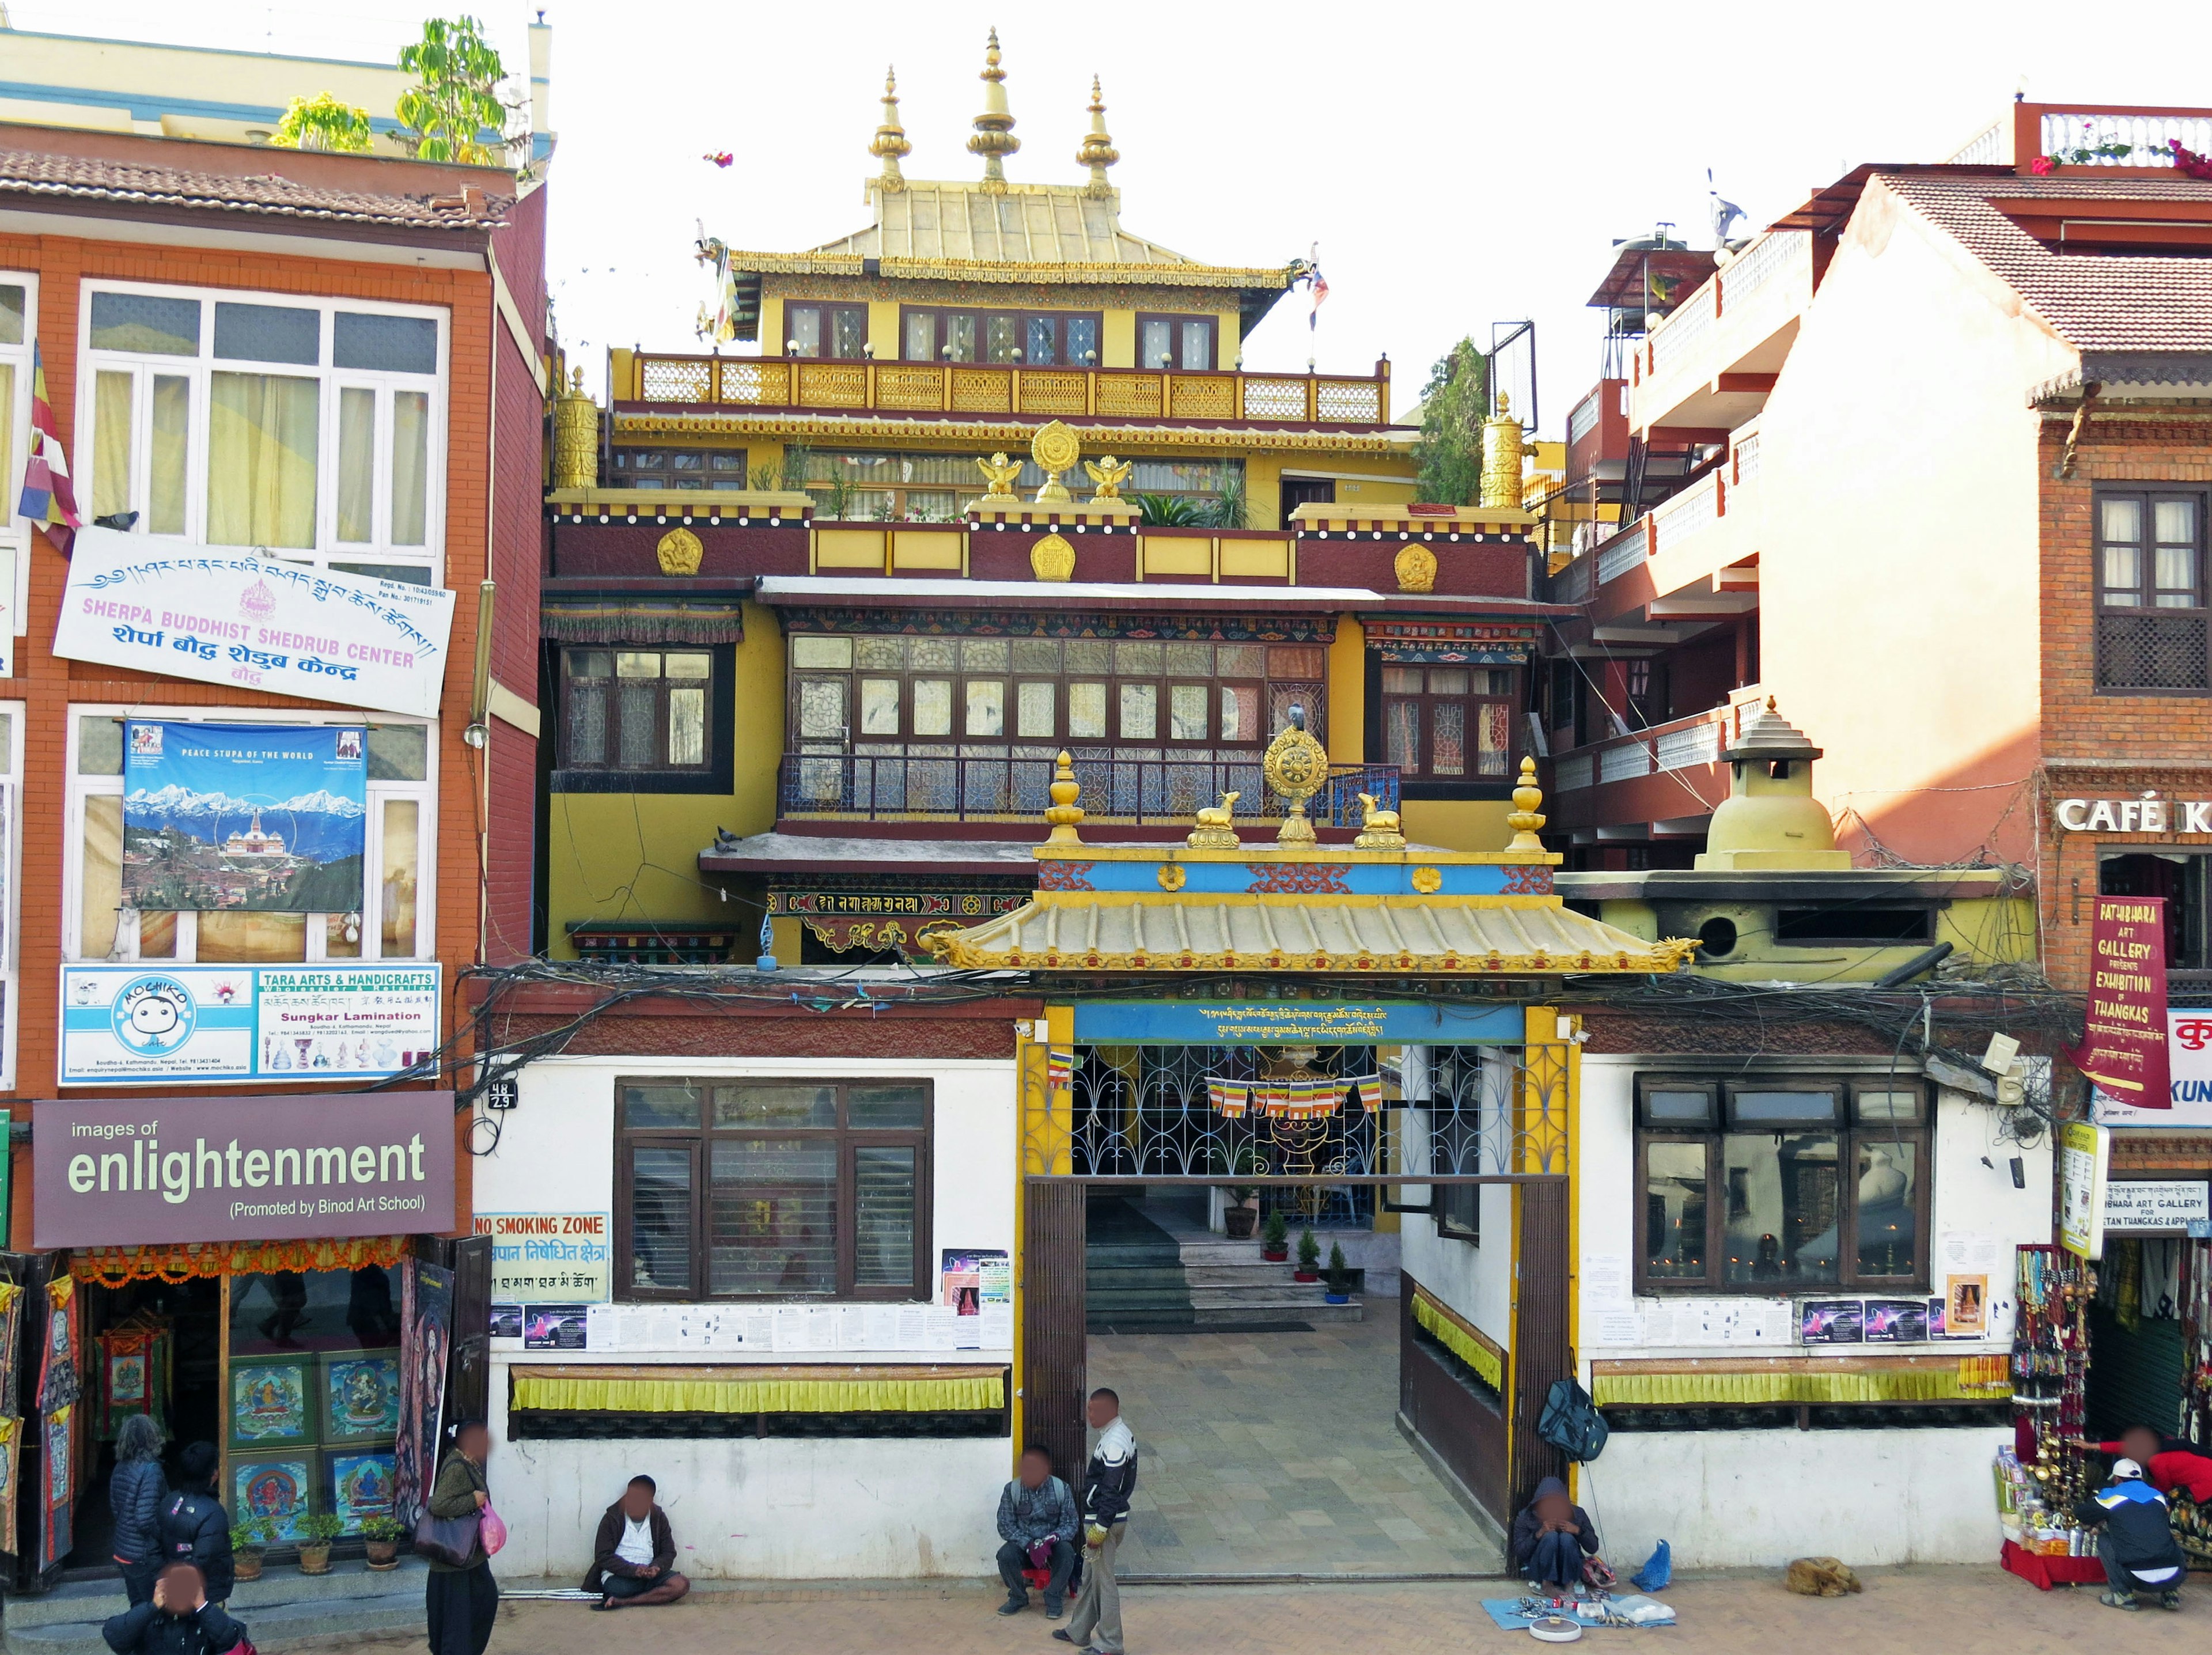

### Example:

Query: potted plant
xmin=1221 ymin=1147 xmax=1262 ymax=1239
xmin=1324 ymin=1241 xmax=1354 ymax=1304
xmin=296 ymin=1512 xmax=344 ymax=1576
xmin=362 ymin=1513 xmax=405 ymax=1570
xmin=1261 ymin=1209 xmax=1290 ymax=1262
xmin=1294 ymin=1227 xmax=1322 ymax=1283
xmin=230 ymin=1517 xmax=276 ymax=1583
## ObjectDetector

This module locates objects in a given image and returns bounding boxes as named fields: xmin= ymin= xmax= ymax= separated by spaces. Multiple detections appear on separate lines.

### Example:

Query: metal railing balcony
xmin=779 ymin=751 xmax=1400 ymax=828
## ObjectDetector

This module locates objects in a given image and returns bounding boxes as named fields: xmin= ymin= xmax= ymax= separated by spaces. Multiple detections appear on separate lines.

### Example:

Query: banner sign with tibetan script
xmin=1073 ymin=999 xmax=1522 ymax=1046
xmin=2070 ymin=897 xmax=2169 ymax=1109
xmin=52 ymin=525 xmax=454 ymax=718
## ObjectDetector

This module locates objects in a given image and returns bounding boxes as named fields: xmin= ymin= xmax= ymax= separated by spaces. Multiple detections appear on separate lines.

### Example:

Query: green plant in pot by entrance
xmin=1219 ymin=1146 xmax=1263 ymax=1239
xmin=362 ymin=1513 xmax=405 ymax=1569
xmin=1294 ymin=1227 xmax=1322 ymax=1283
xmin=1261 ymin=1209 xmax=1290 ymax=1261
xmin=230 ymin=1517 xmax=278 ymax=1582
xmin=1324 ymin=1240 xmax=1353 ymax=1304
xmin=296 ymin=1511 xmax=345 ymax=1575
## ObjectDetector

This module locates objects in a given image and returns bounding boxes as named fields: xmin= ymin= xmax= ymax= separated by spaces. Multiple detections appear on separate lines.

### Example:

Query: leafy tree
xmin=270 ymin=92 xmax=374 ymax=154
xmin=1411 ymin=338 xmax=1489 ymax=506
xmin=396 ymin=16 xmax=510 ymax=165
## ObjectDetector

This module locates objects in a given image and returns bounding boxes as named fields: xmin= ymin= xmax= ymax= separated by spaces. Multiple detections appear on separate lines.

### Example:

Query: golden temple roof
xmin=809 ymin=178 xmax=1213 ymax=271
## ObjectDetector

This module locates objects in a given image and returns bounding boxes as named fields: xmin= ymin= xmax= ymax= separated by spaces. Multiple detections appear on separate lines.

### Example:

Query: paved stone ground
xmin=1088 ymin=1313 xmax=1502 ymax=1577
xmin=327 ymin=1569 xmax=2211 ymax=1655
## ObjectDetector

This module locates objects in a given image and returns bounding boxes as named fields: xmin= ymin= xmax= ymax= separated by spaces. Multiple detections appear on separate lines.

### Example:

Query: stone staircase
xmin=1179 ymin=1232 xmax=1365 ymax=1327
xmin=1086 ymin=1196 xmax=1196 ymax=1331
xmin=1086 ymin=1199 xmax=1367 ymax=1331
xmin=3 ymin=1557 xmax=429 ymax=1655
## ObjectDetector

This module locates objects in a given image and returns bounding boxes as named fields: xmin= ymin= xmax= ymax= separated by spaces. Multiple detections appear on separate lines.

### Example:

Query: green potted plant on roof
xmin=1294 ymin=1226 xmax=1322 ymax=1284
xmin=1324 ymin=1240 xmax=1354 ymax=1305
xmin=230 ymin=1517 xmax=277 ymax=1583
xmin=1261 ymin=1208 xmax=1289 ymax=1262
xmin=362 ymin=1512 xmax=405 ymax=1570
xmin=296 ymin=1511 xmax=345 ymax=1576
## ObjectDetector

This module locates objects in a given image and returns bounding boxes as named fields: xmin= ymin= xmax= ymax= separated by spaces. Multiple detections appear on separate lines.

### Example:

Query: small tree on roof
xmin=396 ymin=16 xmax=512 ymax=166
xmin=271 ymin=93 xmax=374 ymax=154
xmin=1412 ymin=338 xmax=1488 ymax=506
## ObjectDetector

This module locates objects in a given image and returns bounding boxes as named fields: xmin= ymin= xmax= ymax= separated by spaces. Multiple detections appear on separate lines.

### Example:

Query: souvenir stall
xmin=1998 ymin=1245 xmax=2102 ymax=1584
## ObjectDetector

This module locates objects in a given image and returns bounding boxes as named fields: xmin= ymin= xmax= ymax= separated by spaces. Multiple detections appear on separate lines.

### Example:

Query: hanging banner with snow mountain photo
xmin=123 ymin=722 xmax=367 ymax=913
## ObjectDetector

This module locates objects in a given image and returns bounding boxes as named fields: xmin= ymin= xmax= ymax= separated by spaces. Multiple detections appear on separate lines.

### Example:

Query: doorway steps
xmin=3 ymin=1557 xmax=427 ymax=1655
xmin=1177 ymin=1234 xmax=1364 ymax=1327
xmin=1086 ymin=1198 xmax=1196 ymax=1331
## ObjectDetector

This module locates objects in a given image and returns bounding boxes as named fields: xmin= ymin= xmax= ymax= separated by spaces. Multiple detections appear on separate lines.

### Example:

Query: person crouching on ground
xmin=2076 ymin=1456 xmax=2186 ymax=1611
xmin=586 ymin=1475 xmax=690 ymax=1610
xmin=994 ymin=1445 xmax=1078 ymax=1619
xmin=101 ymin=1564 xmax=246 ymax=1655
xmin=1511 ymin=1476 xmax=1603 ymax=1593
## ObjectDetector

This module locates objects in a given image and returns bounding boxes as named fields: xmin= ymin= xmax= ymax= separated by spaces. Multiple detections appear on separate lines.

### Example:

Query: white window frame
xmin=63 ymin=705 xmax=437 ymax=964
xmin=0 ymin=702 xmax=23 ymax=1089
xmin=0 ymin=271 xmax=37 ymax=634
xmin=74 ymin=279 xmax=449 ymax=581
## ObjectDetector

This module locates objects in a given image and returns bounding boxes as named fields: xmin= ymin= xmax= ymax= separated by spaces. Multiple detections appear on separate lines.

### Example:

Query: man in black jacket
xmin=101 ymin=1564 xmax=247 ymax=1655
xmin=154 ymin=1445 xmax=232 ymax=1606
xmin=584 ymin=1475 xmax=690 ymax=1609
xmin=2075 ymin=1457 xmax=2187 ymax=1611
xmin=1057 ymin=1388 xmax=1136 ymax=1655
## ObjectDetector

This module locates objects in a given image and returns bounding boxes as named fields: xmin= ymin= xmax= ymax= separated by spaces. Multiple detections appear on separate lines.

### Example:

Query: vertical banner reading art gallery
xmin=28 ymin=1093 xmax=456 ymax=1555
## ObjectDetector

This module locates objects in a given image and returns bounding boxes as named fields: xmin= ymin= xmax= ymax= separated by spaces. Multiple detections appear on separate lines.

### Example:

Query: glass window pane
xmin=334 ymin=312 xmax=438 ymax=374
xmin=1220 ymin=684 xmax=1259 ymax=744
xmin=196 ymin=910 xmax=307 ymax=963
xmin=2103 ymin=497 xmax=2142 ymax=546
xmin=78 ymin=716 xmax=124 ymax=776
xmin=1855 ymin=1138 xmax=1919 ymax=1278
xmin=618 ymin=683 xmax=657 ymax=766
xmin=1170 ymin=683 xmax=1208 ymax=741
xmin=1065 ymin=639 xmax=1109 ymax=674
xmin=2104 ymin=545 xmax=2142 ymax=602
xmin=1068 ymin=681 xmax=1107 ymax=739
xmin=946 ymin=315 xmax=976 ymax=362
xmin=92 ymin=370 xmax=133 ymax=521
xmin=1141 ymin=317 xmax=1172 ymax=368
xmin=1066 ymin=316 xmax=1098 ymax=363
xmin=1026 ymin=316 xmax=1056 ymax=365
xmin=1267 ymin=645 xmax=1326 ymax=678
xmin=628 ymin=1145 xmax=693 ymax=1292
xmin=1218 ymin=644 xmax=1264 ymax=677
xmin=380 ymin=798 xmax=419 ymax=956
xmin=1722 ymin=1132 xmax=1840 ymax=1286
xmin=912 ymin=679 xmax=952 ymax=737
xmin=668 ymin=686 xmax=706 ymax=765
xmin=90 ymin=291 xmax=200 ymax=355
xmin=1180 ymin=320 xmax=1212 ymax=371
xmin=1479 ymin=702 xmax=1512 ymax=777
xmin=965 ymin=679 xmax=1005 ymax=737
xmin=391 ymin=389 xmax=430 ymax=546
xmin=2155 ymin=498 xmax=2197 ymax=546
xmin=1164 ymin=642 xmax=1210 ymax=676
xmin=80 ymin=794 xmax=122 ymax=960
xmin=985 ymin=315 xmax=1018 ymax=362
xmin=1854 ymin=1089 xmax=1921 ymax=1122
xmin=623 ymin=1082 xmax=702 ymax=1129
xmin=0 ymin=361 xmax=12 ymax=508
xmin=150 ymin=374 xmax=190 ymax=536
xmin=961 ymin=637 xmax=1007 ymax=672
xmin=1119 ymin=681 xmax=1157 ymax=740
xmin=786 ymin=306 xmax=821 ymax=356
xmin=366 ymin=724 xmax=429 ymax=780
xmin=713 ymin=1084 xmax=835 ymax=1127
xmin=566 ymin=679 xmax=606 ymax=765
xmin=911 ymin=637 xmax=955 ymax=671
xmin=1381 ymin=666 xmax=1423 ymax=695
xmin=1644 ymin=1141 xmax=1707 ymax=1279
xmin=1431 ymin=702 xmax=1466 ymax=775
xmin=856 ymin=637 xmax=904 ymax=671
xmin=1427 ymin=668 xmax=1469 ymax=695
xmin=207 ymin=372 xmax=320 ymax=548
xmin=710 ymin=1139 xmax=836 ymax=1295
xmin=1644 ymin=1089 xmax=1715 ymax=1125
xmin=2156 ymin=545 xmax=2197 ymax=605
xmin=336 ymin=385 xmax=376 ymax=543
xmin=1011 ymin=639 xmax=1059 ymax=673
xmin=1731 ymin=1089 xmax=1839 ymax=1126
xmin=853 ymin=1146 xmax=916 ymax=1288
xmin=790 ymin=635 xmax=853 ymax=670
xmin=213 ymin=302 xmax=319 ymax=365
xmin=860 ymin=678 xmax=902 ymax=735
xmin=136 ymin=910 xmax=176 ymax=960
xmin=848 ymin=1084 xmax=928 ymax=1128
xmin=665 ymin=652 xmax=711 ymax=680
xmin=1017 ymin=681 xmax=1055 ymax=737
xmin=904 ymin=312 xmax=934 ymax=361
xmin=1384 ymin=699 xmax=1419 ymax=770
xmin=831 ymin=309 xmax=867 ymax=359
xmin=327 ymin=910 xmax=365 ymax=958
xmin=1114 ymin=641 xmax=1162 ymax=676
xmin=0 ymin=283 xmax=21 ymax=345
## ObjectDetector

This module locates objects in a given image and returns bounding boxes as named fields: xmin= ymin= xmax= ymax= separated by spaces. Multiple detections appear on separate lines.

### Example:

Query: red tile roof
xmin=0 ymin=146 xmax=511 ymax=232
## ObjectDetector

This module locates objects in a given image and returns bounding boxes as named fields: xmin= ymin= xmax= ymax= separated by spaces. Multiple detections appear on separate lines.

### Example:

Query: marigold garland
xmin=71 ymin=1236 xmax=412 ymax=1287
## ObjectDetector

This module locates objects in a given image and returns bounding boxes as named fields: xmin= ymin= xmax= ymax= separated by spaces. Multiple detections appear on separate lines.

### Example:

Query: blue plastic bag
xmin=1631 ymin=1539 xmax=1672 ymax=1593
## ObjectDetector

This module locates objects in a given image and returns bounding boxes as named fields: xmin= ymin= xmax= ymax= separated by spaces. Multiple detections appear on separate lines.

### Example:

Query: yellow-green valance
xmin=512 ymin=1365 xmax=1004 ymax=1415
xmin=1412 ymin=1290 xmax=1505 ymax=1392
xmin=1591 ymin=1363 xmax=2012 ymax=1407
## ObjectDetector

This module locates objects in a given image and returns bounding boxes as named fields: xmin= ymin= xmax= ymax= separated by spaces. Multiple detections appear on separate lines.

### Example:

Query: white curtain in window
xmin=392 ymin=390 xmax=430 ymax=546
xmin=336 ymin=386 xmax=375 ymax=542
xmin=150 ymin=375 xmax=190 ymax=535
xmin=208 ymin=371 xmax=319 ymax=548
xmin=0 ymin=361 xmax=14 ymax=505
xmin=93 ymin=370 xmax=133 ymax=521
xmin=80 ymin=795 xmax=122 ymax=960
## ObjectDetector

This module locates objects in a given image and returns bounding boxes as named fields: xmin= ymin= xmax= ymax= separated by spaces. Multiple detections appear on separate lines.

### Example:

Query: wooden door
xmin=1509 ymin=1177 xmax=1571 ymax=1510
xmin=444 ymin=1234 xmax=494 ymax=1427
xmin=1022 ymin=1180 xmax=1088 ymax=1482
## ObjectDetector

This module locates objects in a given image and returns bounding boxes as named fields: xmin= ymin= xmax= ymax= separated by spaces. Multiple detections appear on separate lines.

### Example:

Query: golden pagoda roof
xmin=815 ymin=177 xmax=1208 ymax=269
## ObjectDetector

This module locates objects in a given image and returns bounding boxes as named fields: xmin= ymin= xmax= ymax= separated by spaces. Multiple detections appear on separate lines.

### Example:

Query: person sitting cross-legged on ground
xmin=585 ymin=1475 xmax=690 ymax=1611
xmin=1511 ymin=1476 xmax=1603 ymax=1593
xmin=2075 ymin=1457 xmax=2187 ymax=1612
xmin=994 ymin=1445 xmax=1080 ymax=1618
xmin=101 ymin=1564 xmax=247 ymax=1655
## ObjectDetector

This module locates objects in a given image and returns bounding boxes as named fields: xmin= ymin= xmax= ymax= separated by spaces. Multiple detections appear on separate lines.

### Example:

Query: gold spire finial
xmin=869 ymin=66 xmax=911 ymax=192
xmin=1077 ymin=74 xmax=1119 ymax=198
xmin=1043 ymin=750 xmax=1085 ymax=844
xmin=967 ymin=26 xmax=1019 ymax=193
xmin=1506 ymin=756 xmax=1548 ymax=851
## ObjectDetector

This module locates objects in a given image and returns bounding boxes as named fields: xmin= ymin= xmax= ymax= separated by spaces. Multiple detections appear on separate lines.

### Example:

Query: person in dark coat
xmin=1510 ymin=1476 xmax=1601 ymax=1592
xmin=583 ymin=1475 xmax=689 ymax=1609
xmin=101 ymin=1564 xmax=247 ymax=1655
xmin=425 ymin=1421 xmax=499 ymax=1655
xmin=2075 ymin=1457 xmax=2187 ymax=1611
xmin=154 ymin=1444 xmax=232 ymax=1606
xmin=109 ymin=1414 xmax=170 ymax=1607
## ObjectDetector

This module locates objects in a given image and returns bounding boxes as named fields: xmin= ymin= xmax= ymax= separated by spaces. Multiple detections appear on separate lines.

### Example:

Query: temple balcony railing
xmin=618 ymin=353 xmax=1391 ymax=427
xmin=778 ymin=751 xmax=1398 ymax=829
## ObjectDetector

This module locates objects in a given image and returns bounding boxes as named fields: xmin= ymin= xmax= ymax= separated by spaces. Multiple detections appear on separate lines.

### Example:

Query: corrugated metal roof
xmin=812 ymin=179 xmax=1195 ymax=267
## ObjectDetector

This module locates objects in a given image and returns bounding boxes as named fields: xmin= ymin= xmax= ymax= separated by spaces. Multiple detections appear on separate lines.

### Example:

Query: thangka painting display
xmin=36 ymin=1277 xmax=79 ymax=1414
xmin=39 ymin=1405 xmax=72 ymax=1569
xmin=393 ymin=1260 xmax=452 ymax=1528
xmin=229 ymin=1359 xmax=312 ymax=1449
xmin=232 ymin=1455 xmax=312 ymax=1544
xmin=122 ymin=722 xmax=368 ymax=914
xmin=96 ymin=1327 xmax=169 ymax=1440
xmin=1205 ymin=1071 xmax=1382 ymax=1121
xmin=322 ymin=1354 xmax=401 ymax=1446
xmin=0 ymin=1416 xmax=19 ymax=1557
xmin=329 ymin=1451 xmax=398 ymax=1532
xmin=0 ymin=1282 xmax=23 ymax=1404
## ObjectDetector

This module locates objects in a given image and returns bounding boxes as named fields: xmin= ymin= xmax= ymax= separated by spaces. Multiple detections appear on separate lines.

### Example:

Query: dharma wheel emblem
xmin=1262 ymin=706 xmax=1329 ymax=847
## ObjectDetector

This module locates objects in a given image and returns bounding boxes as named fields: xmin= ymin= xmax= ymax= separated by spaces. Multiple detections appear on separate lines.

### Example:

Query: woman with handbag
xmin=422 ymin=1422 xmax=499 ymax=1655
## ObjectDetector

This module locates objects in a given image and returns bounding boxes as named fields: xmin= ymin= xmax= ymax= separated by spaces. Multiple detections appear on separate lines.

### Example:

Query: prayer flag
xmin=1046 ymin=1047 xmax=1074 ymax=1090
xmin=17 ymin=345 xmax=79 ymax=556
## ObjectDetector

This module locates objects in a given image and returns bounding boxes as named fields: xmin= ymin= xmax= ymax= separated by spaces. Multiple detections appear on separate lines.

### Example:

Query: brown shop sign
xmin=32 ymin=1092 xmax=455 ymax=1249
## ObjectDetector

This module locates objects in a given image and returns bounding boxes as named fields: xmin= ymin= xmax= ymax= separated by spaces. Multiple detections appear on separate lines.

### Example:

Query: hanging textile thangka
xmin=0 ymin=1281 xmax=23 ymax=1406
xmin=39 ymin=1405 xmax=71 ymax=1570
xmin=96 ymin=1325 xmax=169 ymax=1440
xmin=36 ymin=1277 xmax=78 ymax=1414
xmin=0 ymin=1415 xmax=20 ymax=1557
xmin=1206 ymin=1070 xmax=1381 ymax=1120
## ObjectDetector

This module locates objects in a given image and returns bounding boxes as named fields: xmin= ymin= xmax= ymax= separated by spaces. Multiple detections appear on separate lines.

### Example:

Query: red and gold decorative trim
xmin=71 ymin=1236 xmax=414 ymax=1287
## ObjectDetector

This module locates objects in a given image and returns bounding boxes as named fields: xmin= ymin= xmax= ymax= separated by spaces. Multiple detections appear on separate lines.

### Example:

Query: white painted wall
xmin=472 ymin=1054 xmax=1019 ymax=1580
xmin=1397 ymin=1046 xmax=1515 ymax=1350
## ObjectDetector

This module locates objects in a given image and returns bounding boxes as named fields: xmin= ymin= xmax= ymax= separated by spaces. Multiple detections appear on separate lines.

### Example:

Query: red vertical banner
xmin=2071 ymin=896 xmax=2171 ymax=1108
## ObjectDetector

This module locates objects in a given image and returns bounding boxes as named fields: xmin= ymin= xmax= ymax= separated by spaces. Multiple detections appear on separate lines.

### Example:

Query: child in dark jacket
xmin=1511 ymin=1476 xmax=1603 ymax=1592
xmin=154 ymin=1445 xmax=232 ymax=1607
xmin=101 ymin=1565 xmax=247 ymax=1655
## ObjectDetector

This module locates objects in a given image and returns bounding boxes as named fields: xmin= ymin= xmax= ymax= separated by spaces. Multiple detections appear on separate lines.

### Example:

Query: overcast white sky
xmin=24 ymin=1 xmax=2212 ymax=432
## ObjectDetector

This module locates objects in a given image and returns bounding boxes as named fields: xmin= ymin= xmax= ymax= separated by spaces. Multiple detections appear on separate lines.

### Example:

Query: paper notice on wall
xmin=1637 ymin=1303 xmax=1677 ymax=1346
xmin=923 ymin=1306 xmax=959 ymax=1351
xmin=1940 ymin=1232 xmax=2006 ymax=1339
xmin=979 ymin=1304 xmax=1014 ymax=1348
xmin=772 ymin=1306 xmax=808 ymax=1353
xmin=585 ymin=1303 xmax=621 ymax=1351
xmin=896 ymin=1305 xmax=930 ymax=1349
xmin=862 ymin=1305 xmax=902 ymax=1350
xmin=1583 ymin=1253 xmax=1631 ymax=1307
xmin=1592 ymin=1309 xmax=1643 ymax=1346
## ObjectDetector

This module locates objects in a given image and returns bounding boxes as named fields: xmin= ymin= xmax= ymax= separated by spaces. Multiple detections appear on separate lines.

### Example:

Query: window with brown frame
xmin=1380 ymin=666 xmax=1517 ymax=781
xmin=1136 ymin=313 xmax=1217 ymax=371
xmin=785 ymin=304 xmax=869 ymax=359
xmin=2096 ymin=487 xmax=2210 ymax=692
xmin=560 ymin=648 xmax=714 ymax=772
xmin=900 ymin=308 xmax=1102 ymax=366
xmin=615 ymin=1077 xmax=931 ymax=1301
xmin=1634 ymin=1073 xmax=1928 ymax=1296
